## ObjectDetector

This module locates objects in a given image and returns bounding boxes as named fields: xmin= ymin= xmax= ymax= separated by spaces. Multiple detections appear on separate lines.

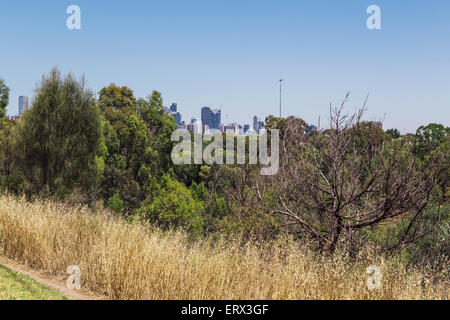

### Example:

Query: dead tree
xmin=256 ymin=93 xmax=442 ymax=254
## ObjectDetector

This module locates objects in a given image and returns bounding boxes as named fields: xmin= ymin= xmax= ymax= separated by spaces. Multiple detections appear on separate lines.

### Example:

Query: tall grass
xmin=0 ymin=194 xmax=446 ymax=299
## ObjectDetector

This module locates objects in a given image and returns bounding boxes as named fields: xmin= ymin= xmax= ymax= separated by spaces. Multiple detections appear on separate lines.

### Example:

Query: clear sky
xmin=1 ymin=0 xmax=449 ymax=133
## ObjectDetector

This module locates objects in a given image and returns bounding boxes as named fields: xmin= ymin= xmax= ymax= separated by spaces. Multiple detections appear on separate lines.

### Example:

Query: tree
xmin=386 ymin=128 xmax=401 ymax=139
xmin=98 ymin=84 xmax=136 ymax=110
xmin=0 ymin=78 xmax=9 ymax=120
xmin=14 ymin=68 xmax=102 ymax=195
xmin=0 ymin=119 xmax=19 ymax=191
xmin=99 ymin=87 xmax=177 ymax=213
xmin=136 ymin=91 xmax=177 ymax=175
xmin=138 ymin=174 xmax=205 ymax=234
xmin=413 ymin=123 xmax=449 ymax=203
xmin=255 ymin=93 xmax=443 ymax=254
xmin=100 ymin=106 xmax=150 ymax=211
xmin=414 ymin=123 xmax=449 ymax=159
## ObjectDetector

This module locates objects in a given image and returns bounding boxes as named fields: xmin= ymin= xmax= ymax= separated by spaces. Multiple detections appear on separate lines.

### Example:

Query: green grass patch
xmin=0 ymin=264 xmax=68 ymax=300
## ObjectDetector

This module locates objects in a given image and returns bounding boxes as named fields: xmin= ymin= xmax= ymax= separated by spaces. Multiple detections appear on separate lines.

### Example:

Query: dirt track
xmin=0 ymin=255 xmax=103 ymax=300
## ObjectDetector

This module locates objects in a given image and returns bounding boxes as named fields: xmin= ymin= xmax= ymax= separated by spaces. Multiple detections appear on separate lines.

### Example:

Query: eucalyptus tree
xmin=0 ymin=78 xmax=9 ymax=120
xmin=15 ymin=68 xmax=102 ymax=195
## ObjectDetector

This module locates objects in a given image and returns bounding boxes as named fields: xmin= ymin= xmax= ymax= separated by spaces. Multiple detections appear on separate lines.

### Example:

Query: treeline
xmin=0 ymin=69 xmax=448 ymax=268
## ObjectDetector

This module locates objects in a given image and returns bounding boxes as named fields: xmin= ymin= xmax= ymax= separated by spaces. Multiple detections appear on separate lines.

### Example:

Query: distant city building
xmin=187 ymin=120 xmax=202 ymax=134
xmin=243 ymin=124 xmax=250 ymax=133
xmin=201 ymin=106 xmax=221 ymax=133
xmin=306 ymin=124 xmax=317 ymax=133
xmin=179 ymin=120 xmax=187 ymax=129
xmin=211 ymin=108 xmax=221 ymax=130
xmin=201 ymin=107 xmax=211 ymax=132
xmin=170 ymin=111 xmax=182 ymax=126
xmin=18 ymin=96 xmax=29 ymax=115
xmin=253 ymin=116 xmax=264 ymax=134
xmin=222 ymin=123 xmax=240 ymax=135
xmin=164 ymin=103 xmax=182 ymax=126
xmin=246 ymin=128 xmax=257 ymax=135
xmin=258 ymin=121 xmax=264 ymax=132
xmin=253 ymin=116 xmax=259 ymax=132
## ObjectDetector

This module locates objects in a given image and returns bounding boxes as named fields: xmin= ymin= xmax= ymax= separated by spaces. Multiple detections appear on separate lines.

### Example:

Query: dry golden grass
xmin=0 ymin=194 xmax=447 ymax=300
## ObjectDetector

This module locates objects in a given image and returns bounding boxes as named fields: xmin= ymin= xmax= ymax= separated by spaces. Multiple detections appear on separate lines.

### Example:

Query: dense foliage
xmin=0 ymin=69 xmax=448 ymax=272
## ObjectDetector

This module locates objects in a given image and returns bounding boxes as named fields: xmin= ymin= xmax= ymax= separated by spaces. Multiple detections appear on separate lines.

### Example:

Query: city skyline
xmin=169 ymin=103 xmax=266 ymax=135
xmin=1 ymin=1 xmax=449 ymax=133
xmin=11 ymin=91 xmax=266 ymax=134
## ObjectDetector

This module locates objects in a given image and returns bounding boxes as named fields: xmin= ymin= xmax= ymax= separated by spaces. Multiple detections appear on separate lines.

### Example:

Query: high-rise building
xmin=201 ymin=107 xmax=221 ymax=132
xmin=201 ymin=107 xmax=211 ymax=132
xmin=243 ymin=124 xmax=250 ymax=133
xmin=211 ymin=108 xmax=221 ymax=130
xmin=170 ymin=103 xmax=177 ymax=112
xmin=258 ymin=120 xmax=265 ymax=132
xmin=252 ymin=116 xmax=265 ymax=134
xmin=253 ymin=116 xmax=259 ymax=132
xmin=170 ymin=111 xmax=182 ymax=126
xmin=18 ymin=96 xmax=29 ymax=115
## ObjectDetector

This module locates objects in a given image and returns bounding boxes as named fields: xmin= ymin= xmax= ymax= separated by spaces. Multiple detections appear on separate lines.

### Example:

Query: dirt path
xmin=0 ymin=255 xmax=104 ymax=300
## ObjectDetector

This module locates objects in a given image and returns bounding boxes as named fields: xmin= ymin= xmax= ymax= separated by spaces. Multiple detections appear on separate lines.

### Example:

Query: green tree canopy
xmin=136 ymin=91 xmax=177 ymax=175
xmin=138 ymin=174 xmax=204 ymax=234
xmin=386 ymin=128 xmax=401 ymax=139
xmin=14 ymin=68 xmax=102 ymax=195
xmin=414 ymin=123 xmax=450 ymax=159
xmin=98 ymin=84 xmax=136 ymax=110
xmin=0 ymin=78 xmax=10 ymax=120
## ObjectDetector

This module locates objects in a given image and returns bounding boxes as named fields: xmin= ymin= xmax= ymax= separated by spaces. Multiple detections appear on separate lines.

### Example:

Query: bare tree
xmin=255 ymin=93 xmax=442 ymax=254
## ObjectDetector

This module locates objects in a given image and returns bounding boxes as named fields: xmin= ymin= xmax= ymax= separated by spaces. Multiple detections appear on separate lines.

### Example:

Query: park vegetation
xmin=0 ymin=69 xmax=448 ymax=299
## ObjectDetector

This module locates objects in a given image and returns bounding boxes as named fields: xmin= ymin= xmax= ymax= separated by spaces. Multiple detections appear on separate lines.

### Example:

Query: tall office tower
xmin=18 ymin=96 xmax=29 ymax=115
xmin=258 ymin=120 xmax=264 ymax=132
xmin=210 ymin=108 xmax=221 ymax=130
xmin=170 ymin=103 xmax=177 ymax=112
xmin=170 ymin=111 xmax=182 ymax=126
xmin=253 ymin=116 xmax=259 ymax=132
xmin=243 ymin=124 xmax=250 ymax=133
xmin=201 ymin=107 xmax=211 ymax=130
xmin=202 ymin=106 xmax=222 ymax=132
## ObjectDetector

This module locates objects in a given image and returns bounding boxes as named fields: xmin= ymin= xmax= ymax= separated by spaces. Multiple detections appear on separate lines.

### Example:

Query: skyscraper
xmin=170 ymin=103 xmax=177 ymax=112
xmin=253 ymin=116 xmax=259 ymax=132
xmin=210 ymin=108 xmax=221 ymax=130
xmin=201 ymin=107 xmax=222 ymax=132
xmin=201 ymin=107 xmax=211 ymax=131
xmin=170 ymin=111 xmax=182 ymax=126
xmin=18 ymin=96 xmax=29 ymax=115
xmin=252 ymin=116 xmax=265 ymax=134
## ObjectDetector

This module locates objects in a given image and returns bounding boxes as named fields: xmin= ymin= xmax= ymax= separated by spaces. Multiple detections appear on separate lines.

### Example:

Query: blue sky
xmin=0 ymin=0 xmax=449 ymax=133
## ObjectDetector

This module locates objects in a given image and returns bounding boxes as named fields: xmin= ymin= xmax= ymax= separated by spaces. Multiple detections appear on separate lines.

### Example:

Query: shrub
xmin=138 ymin=175 xmax=204 ymax=234
xmin=107 ymin=193 xmax=125 ymax=214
